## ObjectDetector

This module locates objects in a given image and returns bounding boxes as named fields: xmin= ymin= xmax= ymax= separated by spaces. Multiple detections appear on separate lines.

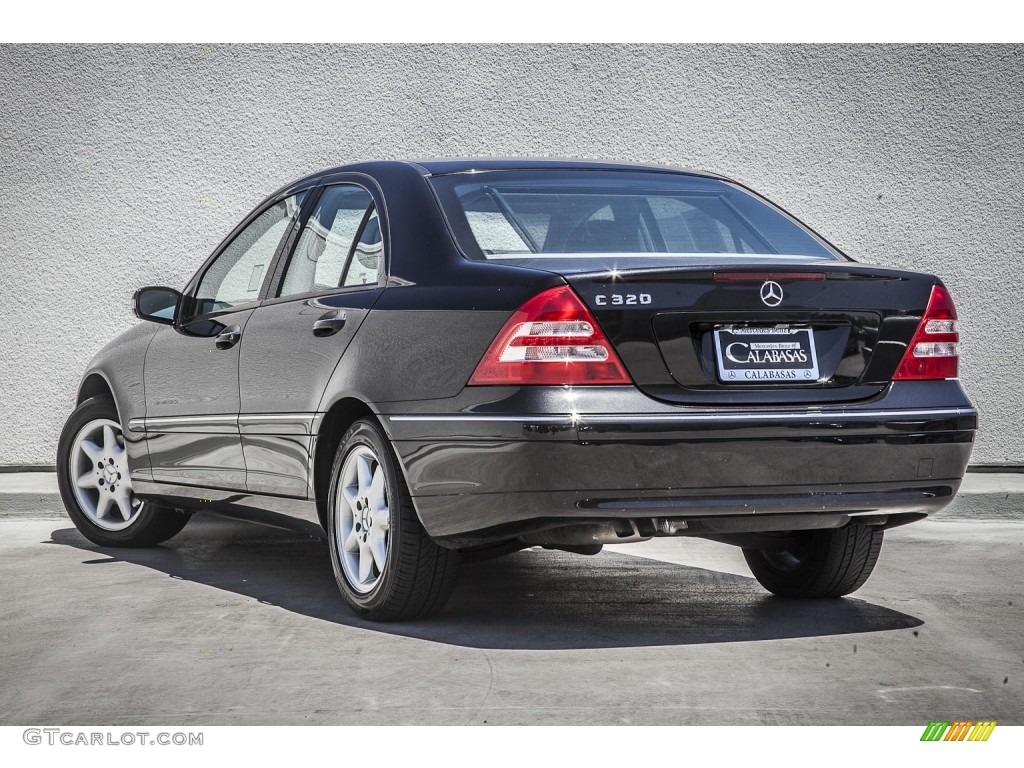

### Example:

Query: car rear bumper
xmin=382 ymin=384 xmax=977 ymax=546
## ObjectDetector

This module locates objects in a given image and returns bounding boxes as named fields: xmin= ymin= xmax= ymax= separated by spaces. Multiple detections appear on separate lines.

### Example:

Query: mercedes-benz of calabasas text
xmin=58 ymin=159 xmax=977 ymax=620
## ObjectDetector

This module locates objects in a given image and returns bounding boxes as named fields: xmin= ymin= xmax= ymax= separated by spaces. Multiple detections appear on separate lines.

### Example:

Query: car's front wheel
xmin=57 ymin=396 xmax=190 ymax=547
xmin=327 ymin=418 xmax=460 ymax=620
xmin=742 ymin=524 xmax=884 ymax=598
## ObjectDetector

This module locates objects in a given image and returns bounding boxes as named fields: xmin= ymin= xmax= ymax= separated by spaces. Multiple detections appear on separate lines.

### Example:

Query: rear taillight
xmin=893 ymin=285 xmax=959 ymax=380
xmin=468 ymin=285 xmax=632 ymax=386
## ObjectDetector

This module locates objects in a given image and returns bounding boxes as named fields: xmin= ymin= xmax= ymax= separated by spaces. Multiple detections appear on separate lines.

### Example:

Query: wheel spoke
xmin=370 ymin=531 xmax=388 ymax=572
xmin=114 ymin=491 xmax=133 ymax=521
xmin=94 ymin=492 xmax=113 ymax=520
xmin=355 ymin=454 xmax=373 ymax=494
xmin=358 ymin=543 xmax=374 ymax=583
xmin=78 ymin=438 xmax=103 ymax=463
xmin=369 ymin=465 xmax=385 ymax=501
xmin=343 ymin=528 xmax=361 ymax=554
xmin=375 ymin=506 xmax=390 ymax=532
xmin=75 ymin=473 xmax=97 ymax=490
xmin=102 ymin=425 xmax=117 ymax=454
xmin=342 ymin=484 xmax=359 ymax=509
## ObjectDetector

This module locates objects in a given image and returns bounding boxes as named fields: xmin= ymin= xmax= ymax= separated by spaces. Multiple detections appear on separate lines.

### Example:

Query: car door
xmin=238 ymin=182 xmax=385 ymax=497
xmin=143 ymin=192 xmax=307 ymax=488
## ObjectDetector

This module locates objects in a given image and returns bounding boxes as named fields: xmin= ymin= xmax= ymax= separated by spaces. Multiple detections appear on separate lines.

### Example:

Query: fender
xmin=75 ymin=322 xmax=158 ymax=479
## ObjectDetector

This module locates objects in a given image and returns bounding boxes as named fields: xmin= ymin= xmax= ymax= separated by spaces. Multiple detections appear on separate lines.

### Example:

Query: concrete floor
xmin=0 ymin=514 xmax=1021 ymax=725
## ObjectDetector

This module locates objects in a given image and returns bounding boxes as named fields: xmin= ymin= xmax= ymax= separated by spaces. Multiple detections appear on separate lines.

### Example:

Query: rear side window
xmin=279 ymin=184 xmax=377 ymax=297
xmin=430 ymin=170 xmax=838 ymax=273
xmin=342 ymin=207 xmax=383 ymax=287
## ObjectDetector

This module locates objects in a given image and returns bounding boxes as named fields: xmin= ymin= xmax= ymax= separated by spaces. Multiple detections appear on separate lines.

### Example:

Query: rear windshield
xmin=429 ymin=170 xmax=839 ymax=272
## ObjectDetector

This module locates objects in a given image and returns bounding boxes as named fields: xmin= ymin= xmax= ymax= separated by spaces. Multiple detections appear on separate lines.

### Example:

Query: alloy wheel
xmin=69 ymin=418 xmax=143 ymax=531
xmin=335 ymin=444 xmax=391 ymax=593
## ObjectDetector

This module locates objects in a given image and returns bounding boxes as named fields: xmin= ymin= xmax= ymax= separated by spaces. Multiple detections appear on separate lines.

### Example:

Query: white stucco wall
xmin=0 ymin=44 xmax=1021 ymax=466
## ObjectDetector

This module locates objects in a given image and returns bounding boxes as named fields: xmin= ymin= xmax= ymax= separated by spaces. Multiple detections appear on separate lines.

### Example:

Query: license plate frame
xmin=713 ymin=326 xmax=820 ymax=384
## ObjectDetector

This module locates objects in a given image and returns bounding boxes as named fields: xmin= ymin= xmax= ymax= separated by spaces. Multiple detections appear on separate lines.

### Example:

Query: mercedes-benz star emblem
xmin=759 ymin=280 xmax=784 ymax=307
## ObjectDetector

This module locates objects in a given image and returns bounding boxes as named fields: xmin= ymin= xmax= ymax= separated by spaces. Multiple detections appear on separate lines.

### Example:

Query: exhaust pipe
xmin=519 ymin=521 xmax=655 ymax=553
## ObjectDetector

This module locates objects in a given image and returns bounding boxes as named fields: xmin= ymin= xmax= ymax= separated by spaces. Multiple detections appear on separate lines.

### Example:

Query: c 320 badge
xmin=595 ymin=293 xmax=652 ymax=306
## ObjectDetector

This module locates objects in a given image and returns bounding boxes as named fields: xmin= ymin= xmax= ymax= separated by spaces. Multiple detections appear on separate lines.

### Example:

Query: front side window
xmin=192 ymin=193 xmax=305 ymax=316
xmin=279 ymin=185 xmax=377 ymax=297
xmin=429 ymin=170 xmax=839 ymax=273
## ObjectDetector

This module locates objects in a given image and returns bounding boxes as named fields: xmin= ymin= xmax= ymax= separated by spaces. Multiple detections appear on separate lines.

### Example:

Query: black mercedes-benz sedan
xmin=57 ymin=159 xmax=977 ymax=620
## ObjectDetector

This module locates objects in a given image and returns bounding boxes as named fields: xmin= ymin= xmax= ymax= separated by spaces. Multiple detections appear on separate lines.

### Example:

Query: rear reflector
xmin=893 ymin=285 xmax=959 ymax=380
xmin=468 ymin=285 xmax=632 ymax=386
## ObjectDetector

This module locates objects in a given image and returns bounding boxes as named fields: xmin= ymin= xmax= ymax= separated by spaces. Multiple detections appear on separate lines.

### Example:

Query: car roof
xmin=296 ymin=158 xmax=727 ymax=184
xmin=406 ymin=158 xmax=724 ymax=178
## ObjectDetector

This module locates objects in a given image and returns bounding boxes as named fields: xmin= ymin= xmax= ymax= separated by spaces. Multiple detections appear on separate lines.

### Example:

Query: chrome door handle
xmin=312 ymin=311 xmax=347 ymax=337
xmin=215 ymin=326 xmax=242 ymax=350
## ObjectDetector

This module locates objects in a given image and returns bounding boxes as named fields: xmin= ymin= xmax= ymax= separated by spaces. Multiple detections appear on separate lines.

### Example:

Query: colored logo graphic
xmin=920 ymin=721 xmax=997 ymax=741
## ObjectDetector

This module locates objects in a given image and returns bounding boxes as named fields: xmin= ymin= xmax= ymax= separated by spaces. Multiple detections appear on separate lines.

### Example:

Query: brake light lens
xmin=893 ymin=285 xmax=959 ymax=380
xmin=468 ymin=285 xmax=632 ymax=385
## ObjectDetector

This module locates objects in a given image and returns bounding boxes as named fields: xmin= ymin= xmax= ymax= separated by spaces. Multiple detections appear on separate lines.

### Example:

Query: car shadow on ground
xmin=47 ymin=515 xmax=922 ymax=650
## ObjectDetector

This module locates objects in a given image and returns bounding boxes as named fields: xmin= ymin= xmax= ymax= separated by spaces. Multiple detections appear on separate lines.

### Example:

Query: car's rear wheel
xmin=57 ymin=396 xmax=190 ymax=547
xmin=327 ymin=418 xmax=460 ymax=620
xmin=742 ymin=524 xmax=884 ymax=598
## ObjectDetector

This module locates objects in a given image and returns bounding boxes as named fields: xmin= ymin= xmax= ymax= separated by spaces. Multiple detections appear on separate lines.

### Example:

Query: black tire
xmin=742 ymin=524 xmax=884 ymax=598
xmin=57 ymin=396 xmax=191 ymax=548
xmin=327 ymin=418 xmax=460 ymax=621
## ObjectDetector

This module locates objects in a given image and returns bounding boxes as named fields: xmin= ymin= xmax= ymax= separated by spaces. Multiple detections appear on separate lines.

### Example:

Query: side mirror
xmin=133 ymin=286 xmax=181 ymax=325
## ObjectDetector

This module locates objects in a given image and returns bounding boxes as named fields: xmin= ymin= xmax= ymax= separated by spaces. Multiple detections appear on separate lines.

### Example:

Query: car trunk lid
xmin=563 ymin=262 xmax=939 ymax=405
